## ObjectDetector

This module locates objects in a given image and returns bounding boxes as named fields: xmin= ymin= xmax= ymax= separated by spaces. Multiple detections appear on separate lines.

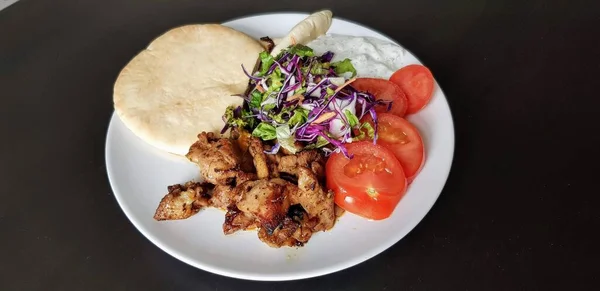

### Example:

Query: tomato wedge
xmin=389 ymin=64 xmax=434 ymax=114
xmin=361 ymin=113 xmax=425 ymax=183
xmin=326 ymin=141 xmax=407 ymax=220
xmin=351 ymin=78 xmax=408 ymax=117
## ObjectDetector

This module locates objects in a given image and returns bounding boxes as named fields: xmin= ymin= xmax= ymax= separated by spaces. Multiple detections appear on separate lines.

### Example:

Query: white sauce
xmin=306 ymin=34 xmax=407 ymax=79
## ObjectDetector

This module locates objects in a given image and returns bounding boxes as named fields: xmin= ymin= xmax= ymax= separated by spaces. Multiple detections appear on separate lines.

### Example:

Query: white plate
xmin=106 ymin=12 xmax=455 ymax=281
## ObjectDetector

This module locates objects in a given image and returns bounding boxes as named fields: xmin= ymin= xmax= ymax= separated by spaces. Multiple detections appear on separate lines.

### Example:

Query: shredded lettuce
xmin=332 ymin=58 xmax=357 ymax=78
xmin=276 ymin=125 xmax=298 ymax=154
xmin=344 ymin=109 xmax=359 ymax=128
xmin=250 ymin=91 xmax=262 ymax=108
xmin=241 ymin=108 xmax=256 ymax=129
xmin=258 ymin=51 xmax=275 ymax=76
xmin=252 ymin=122 xmax=276 ymax=140
xmin=287 ymin=44 xmax=315 ymax=57
xmin=315 ymin=135 xmax=330 ymax=147
xmin=272 ymin=107 xmax=294 ymax=124
xmin=326 ymin=87 xmax=335 ymax=97
xmin=223 ymin=106 xmax=246 ymax=128
xmin=355 ymin=122 xmax=375 ymax=140
xmin=262 ymin=103 xmax=276 ymax=112
xmin=310 ymin=63 xmax=328 ymax=75
xmin=289 ymin=108 xmax=308 ymax=126
xmin=304 ymin=135 xmax=330 ymax=149
xmin=268 ymin=69 xmax=283 ymax=90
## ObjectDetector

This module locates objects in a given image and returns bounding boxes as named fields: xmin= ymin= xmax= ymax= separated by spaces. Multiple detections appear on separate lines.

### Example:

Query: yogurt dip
xmin=307 ymin=34 xmax=407 ymax=79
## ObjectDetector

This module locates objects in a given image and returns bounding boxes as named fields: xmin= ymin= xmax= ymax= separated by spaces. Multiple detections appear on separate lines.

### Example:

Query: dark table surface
xmin=2 ymin=0 xmax=599 ymax=290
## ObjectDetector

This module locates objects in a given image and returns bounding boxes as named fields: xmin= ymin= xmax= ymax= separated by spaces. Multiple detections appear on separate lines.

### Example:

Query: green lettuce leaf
xmin=241 ymin=108 xmax=256 ymax=129
xmin=222 ymin=106 xmax=246 ymax=128
xmin=315 ymin=135 xmax=329 ymax=147
xmin=326 ymin=87 xmax=335 ymax=97
xmin=276 ymin=125 xmax=298 ymax=154
xmin=262 ymin=102 xmax=276 ymax=112
xmin=249 ymin=91 xmax=262 ymax=109
xmin=268 ymin=68 xmax=283 ymax=90
xmin=355 ymin=121 xmax=375 ymax=140
xmin=252 ymin=122 xmax=276 ymax=140
xmin=332 ymin=58 xmax=357 ymax=77
xmin=304 ymin=135 xmax=330 ymax=149
xmin=344 ymin=109 xmax=359 ymax=128
xmin=271 ymin=106 xmax=294 ymax=124
xmin=288 ymin=108 xmax=308 ymax=126
xmin=258 ymin=51 xmax=274 ymax=76
xmin=287 ymin=44 xmax=314 ymax=57
xmin=310 ymin=63 xmax=328 ymax=75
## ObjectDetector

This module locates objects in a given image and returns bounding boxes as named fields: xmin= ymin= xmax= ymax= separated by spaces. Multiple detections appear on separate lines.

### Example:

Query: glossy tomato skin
xmin=362 ymin=113 xmax=425 ymax=183
xmin=326 ymin=141 xmax=407 ymax=220
xmin=351 ymin=78 xmax=408 ymax=117
xmin=389 ymin=65 xmax=434 ymax=114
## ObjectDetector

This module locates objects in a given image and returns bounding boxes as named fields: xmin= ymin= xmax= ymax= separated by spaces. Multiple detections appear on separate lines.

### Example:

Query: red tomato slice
xmin=389 ymin=65 xmax=434 ymax=114
xmin=351 ymin=78 xmax=408 ymax=117
xmin=361 ymin=113 xmax=425 ymax=183
xmin=326 ymin=141 xmax=407 ymax=220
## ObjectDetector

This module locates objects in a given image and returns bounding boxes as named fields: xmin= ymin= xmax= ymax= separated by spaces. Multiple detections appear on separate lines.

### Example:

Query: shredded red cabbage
xmin=224 ymin=45 xmax=392 ymax=158
xmin=264 ymin=143 xmax=281 ymax=154
xmin=241 ymin=64 xmax=261 ymax=81
xmin=320 ymin=51 xmax=334 ymax=62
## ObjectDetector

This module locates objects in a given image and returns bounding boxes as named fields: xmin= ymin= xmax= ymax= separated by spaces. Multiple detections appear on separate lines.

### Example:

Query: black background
xmin=1 ymin=0 xmax=599 ymax=290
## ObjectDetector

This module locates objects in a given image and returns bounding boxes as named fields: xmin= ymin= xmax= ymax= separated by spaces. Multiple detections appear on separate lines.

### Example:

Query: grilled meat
xmin=230 ymin=127 xmax=255 ymax=173
xmin=292 ymin=167 xmax=335 ymax=231
xmin=235 ymin=178 xmax=294 ymax=234
xmin=275 ymin=150 xmax=326 ymax=182
xmin=208 ymin=184 xmax=235 ymax=210
xmin=223 ymin=205 xmax=258 ymax=234
xmin=154 ymin=182 xmax=211 ymax=221
xmin=257 ymin=214 xmax=317 ymax=248
xmin=156 ymin=130 xmax=339 ymax=248
xmin=248 ymin=136 xmax=270 ymax=180
xmin=186 ymin=132 xmax=256 ymax=186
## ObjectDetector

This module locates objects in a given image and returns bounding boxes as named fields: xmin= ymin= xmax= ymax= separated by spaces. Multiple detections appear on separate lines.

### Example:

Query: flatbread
xmin=270 ymin=10 xmax=333 ymax=57
xmin=113 ymin=24 xmax=264 ymax=156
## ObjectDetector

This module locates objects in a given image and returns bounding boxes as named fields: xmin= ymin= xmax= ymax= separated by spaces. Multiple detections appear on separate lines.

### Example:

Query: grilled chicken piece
xmin=264 ymin=146 xmax=282 ymax=178
xmin=258 ymin=217 xmax=305 ymax=247
xmin=287 ymin=205 xmax=319 ymax=243
xmin=230 ymin=126 xmax=252 ymax=152
xmin=259 ymin=148 xmax=325 ymax=181
xmin=276 ymin=150 xmax=326 ymax=182
xmin=223 ymin=205 xmax=258 ymax=235
xmin=248 ymin=136 xmax=270 ymax=179
xmin=186 ymin=132 xmax=256 ymax=186
xmin=208 ymin=184 xmax=235 ymax=210
xmin=235 ymin=178 xmax=294 ymax=234
xmin=257 ymin=205 xmax=318 ymax=248
xmin=292 ymin=167 xmax=336 ymax=231
xmin=154 ymin=182 xmax=211 ymax=221
xmin=230 ymin=127 xmax=255 ymax=173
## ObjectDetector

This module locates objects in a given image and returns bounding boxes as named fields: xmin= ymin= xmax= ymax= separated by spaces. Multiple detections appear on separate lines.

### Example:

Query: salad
xmin=222 ymin=44 xmax=389 ymax=158
xmin=223 ymin=43 xmax=434 ymax=220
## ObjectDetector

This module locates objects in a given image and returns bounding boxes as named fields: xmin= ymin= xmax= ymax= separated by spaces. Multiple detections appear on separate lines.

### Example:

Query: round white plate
xmin=106 ymin=12 xmax=454 ymax=281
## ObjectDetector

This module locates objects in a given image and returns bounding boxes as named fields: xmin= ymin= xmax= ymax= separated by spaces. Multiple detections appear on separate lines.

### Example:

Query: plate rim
xmin=105 ymin=11 xmax=455 ymax=281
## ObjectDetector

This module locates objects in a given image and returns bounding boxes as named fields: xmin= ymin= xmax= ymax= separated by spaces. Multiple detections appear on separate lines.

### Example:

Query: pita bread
xmin=113 ymin=24 xmax=264 ymax=156
xmin=270 ymin=10 xmax=333 ymax=57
